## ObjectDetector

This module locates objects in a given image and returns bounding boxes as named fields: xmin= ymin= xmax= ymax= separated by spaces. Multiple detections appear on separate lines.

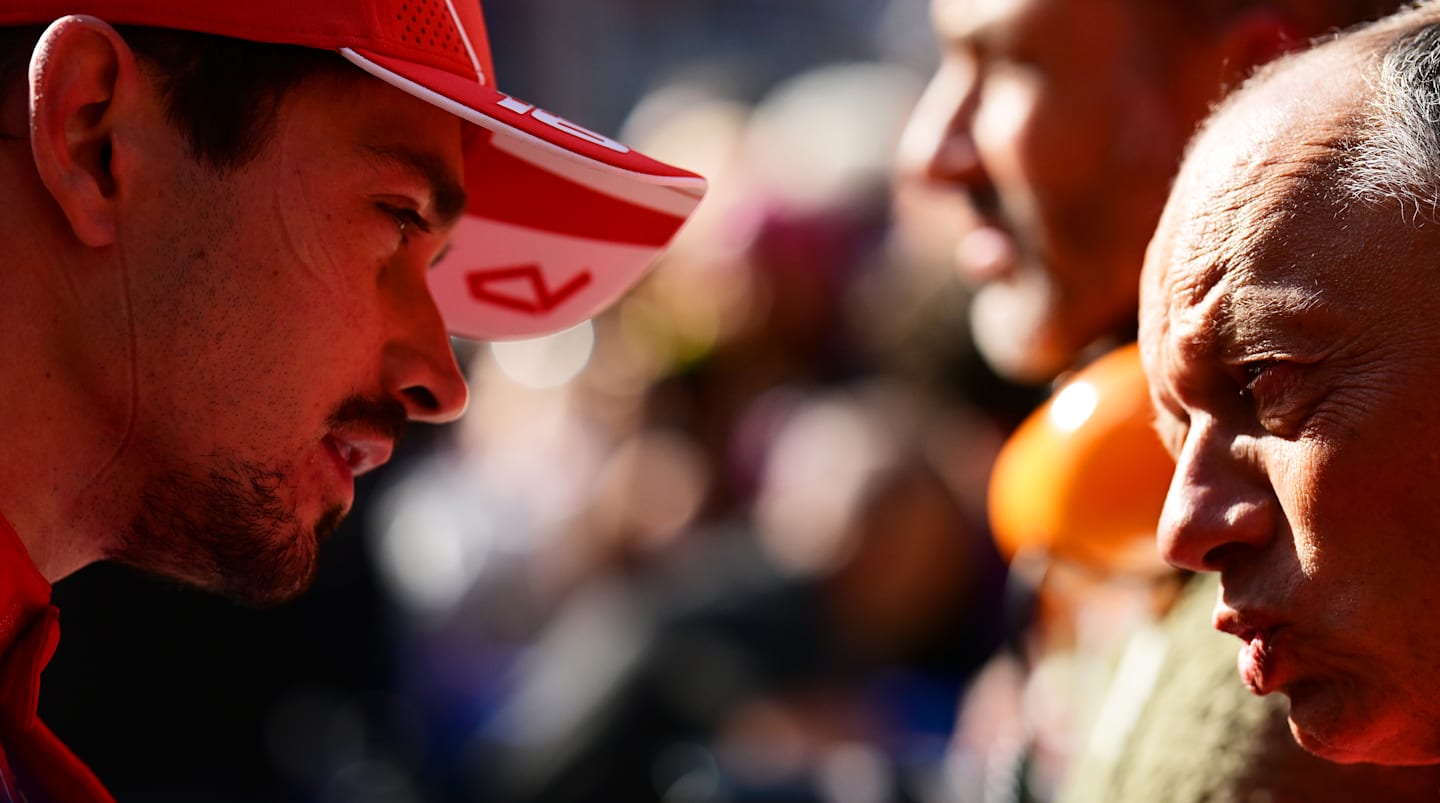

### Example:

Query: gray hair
xmin=1341 ymin=17 xmax=1440 ymax=220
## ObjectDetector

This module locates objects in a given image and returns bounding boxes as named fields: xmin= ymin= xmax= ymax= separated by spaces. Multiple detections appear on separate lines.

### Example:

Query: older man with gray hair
xmin=1142 ymin=0 xmax=1440 ymax=766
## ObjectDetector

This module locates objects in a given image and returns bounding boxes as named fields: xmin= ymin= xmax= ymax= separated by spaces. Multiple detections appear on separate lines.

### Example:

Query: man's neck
xmin=0 ymin=156 xmax=138 ymax=582
xmin=0 ymin=321 xmax=133 ymax=581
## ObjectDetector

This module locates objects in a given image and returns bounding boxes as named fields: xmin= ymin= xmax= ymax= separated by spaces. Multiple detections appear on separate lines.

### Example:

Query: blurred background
xmin=40 ymin=1 xmax=1051 ymax=801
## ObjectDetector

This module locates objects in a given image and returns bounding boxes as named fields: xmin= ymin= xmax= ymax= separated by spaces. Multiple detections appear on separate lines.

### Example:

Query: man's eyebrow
xmin=1227 ymin=284 xmax=1325 ymax=320
xmin=1219 ymin=282 xmax=1327 ymax=353
xmin=366 ymin=144 xmax=468 ymax=227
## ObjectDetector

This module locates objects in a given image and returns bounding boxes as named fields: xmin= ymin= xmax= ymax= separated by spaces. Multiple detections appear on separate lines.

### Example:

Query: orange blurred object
xmin=988 ymin=343 xmax=1175 ymax=575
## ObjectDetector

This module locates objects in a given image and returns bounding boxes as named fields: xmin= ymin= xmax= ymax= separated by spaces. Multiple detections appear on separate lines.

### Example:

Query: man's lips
xmin=1215 ymin=605 xmax=1291 ymax=695
xmin=323 ymin=431 xmax=395 ymax=478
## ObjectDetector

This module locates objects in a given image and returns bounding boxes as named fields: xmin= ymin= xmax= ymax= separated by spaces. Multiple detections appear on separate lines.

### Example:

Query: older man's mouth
xmin=1236 ymin=629 xmax=1280 ymax=694
xmin=1217 ymin=606 xmax=1292 ymax=695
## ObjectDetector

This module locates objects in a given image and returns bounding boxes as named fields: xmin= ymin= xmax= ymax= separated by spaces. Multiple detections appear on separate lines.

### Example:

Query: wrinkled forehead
xmin=1143 ymin=151 xmax=1326 ymax=355
xmin=1140 ymin=49 xmax=1368 ymax=356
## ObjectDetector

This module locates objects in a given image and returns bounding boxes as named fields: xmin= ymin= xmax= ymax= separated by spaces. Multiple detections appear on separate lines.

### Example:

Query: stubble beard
xmin=110 ymin=394 xmax=406 ymax=607
xmin=114 ymin=456 xmax=344 ymax=608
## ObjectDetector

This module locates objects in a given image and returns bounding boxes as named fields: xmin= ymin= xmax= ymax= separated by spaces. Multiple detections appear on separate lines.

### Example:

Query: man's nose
xmin=1157 ymin=420 xmax=1277 ymax=572
xmin=896 ymin=60 xmax=986 ymax=190
xmin=383 ymin=284 xmax=470 ymax=425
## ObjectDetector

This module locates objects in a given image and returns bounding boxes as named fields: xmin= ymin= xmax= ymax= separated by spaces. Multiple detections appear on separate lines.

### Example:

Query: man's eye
xmin=1240 ymin=360 xmax=1275 ymax=397
xmin=1240 ymin=361 xmax=1308 ymax=436
xmin=378 ymin=203 xmax=431 ymax=242
xmin=1241 ymin=360 xmax=1305 ymax=403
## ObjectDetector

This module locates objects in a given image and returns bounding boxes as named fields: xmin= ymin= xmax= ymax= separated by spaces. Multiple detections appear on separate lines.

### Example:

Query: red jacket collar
xmin=0 ymin=515 xmax=58 ymax=732
xmin=0 ymin=516 xmax=114 ymax=802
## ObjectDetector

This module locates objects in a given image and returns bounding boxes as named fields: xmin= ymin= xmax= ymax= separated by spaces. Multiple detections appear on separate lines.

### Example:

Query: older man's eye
xmin=1239 ymin=361 xmax=1274 ymax=397
xmin=1241 ymin=361 xmax=1307 ymax=435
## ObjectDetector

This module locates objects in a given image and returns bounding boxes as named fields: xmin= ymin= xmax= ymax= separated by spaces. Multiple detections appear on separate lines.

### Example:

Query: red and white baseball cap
xmin=1 ymin=0 xmax=707 ymax=340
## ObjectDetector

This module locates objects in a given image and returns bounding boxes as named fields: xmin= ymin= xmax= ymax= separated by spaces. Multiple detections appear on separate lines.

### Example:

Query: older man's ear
xmin=27 ymin=15 xmax=145 ymax=249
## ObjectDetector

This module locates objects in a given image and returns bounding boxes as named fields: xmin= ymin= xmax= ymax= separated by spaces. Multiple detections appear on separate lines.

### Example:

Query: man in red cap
xmin=0 ymin=3 xmax=704 ymax=799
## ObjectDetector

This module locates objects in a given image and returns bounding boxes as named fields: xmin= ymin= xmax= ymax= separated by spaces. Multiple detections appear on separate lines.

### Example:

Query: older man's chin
xmin=1286 ymin=686 xmax=1440 ymax=767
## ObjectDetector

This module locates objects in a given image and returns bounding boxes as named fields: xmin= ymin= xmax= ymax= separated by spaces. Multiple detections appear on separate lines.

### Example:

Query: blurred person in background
xmin=895 ymin=0 xmax=1428 ymax=801
xmin=0 ymin=1 xmax=702 ymax=800
xmin=895 ymin=0 xmax=1406 ymax=385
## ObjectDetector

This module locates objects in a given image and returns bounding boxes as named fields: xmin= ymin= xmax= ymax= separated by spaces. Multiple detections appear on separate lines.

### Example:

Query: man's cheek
xmin=269 ymin=188 xmax=365 ymax=294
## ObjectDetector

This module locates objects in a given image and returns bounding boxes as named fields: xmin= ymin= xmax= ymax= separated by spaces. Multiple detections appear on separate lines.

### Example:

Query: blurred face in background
xmin=897 ymin=0 xmax=1241 ymax=383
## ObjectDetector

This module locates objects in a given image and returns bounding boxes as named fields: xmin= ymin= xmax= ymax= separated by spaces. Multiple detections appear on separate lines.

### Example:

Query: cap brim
xmin=342 ymin=48 xmax=706 ymax=341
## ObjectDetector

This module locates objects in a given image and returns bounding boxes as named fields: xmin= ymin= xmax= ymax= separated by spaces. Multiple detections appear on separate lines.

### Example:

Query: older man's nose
xmin=1158 ymin=425 xmax=1277 ymax=572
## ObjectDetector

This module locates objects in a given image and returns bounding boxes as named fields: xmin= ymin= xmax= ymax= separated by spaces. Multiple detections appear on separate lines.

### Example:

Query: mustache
xmin=328 ymin=394 xmax=409 ymax=443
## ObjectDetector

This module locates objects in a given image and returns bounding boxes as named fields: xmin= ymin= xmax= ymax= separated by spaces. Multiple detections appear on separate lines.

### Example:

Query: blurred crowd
xmin=363 ymin=50 xmax=1025 ymax=801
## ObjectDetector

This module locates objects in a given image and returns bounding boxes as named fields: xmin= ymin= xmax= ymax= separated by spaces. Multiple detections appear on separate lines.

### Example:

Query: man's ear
xmin=28 ymin=15 xmax=142 ymax=248
xmin=1216 ymin=8 xmax=1306 ymax=89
